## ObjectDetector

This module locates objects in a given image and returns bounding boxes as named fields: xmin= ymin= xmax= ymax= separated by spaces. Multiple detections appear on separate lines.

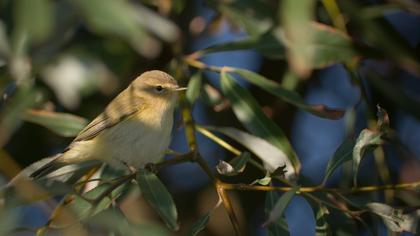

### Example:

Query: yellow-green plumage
xmin=30 ymin=70 xmax=180 ymax=179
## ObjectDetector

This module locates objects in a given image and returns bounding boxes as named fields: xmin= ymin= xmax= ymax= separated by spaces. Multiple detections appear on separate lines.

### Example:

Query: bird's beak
xmin=174 ymin=86 xmax=187 ymax=91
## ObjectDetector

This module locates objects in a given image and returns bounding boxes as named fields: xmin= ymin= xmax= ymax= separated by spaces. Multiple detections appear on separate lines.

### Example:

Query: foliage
xmin=0 ymin=0 xmax=419 ymax=235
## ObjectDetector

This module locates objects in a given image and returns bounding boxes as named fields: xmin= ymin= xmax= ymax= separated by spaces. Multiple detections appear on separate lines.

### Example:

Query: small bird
xmin=29 ymin=70 xmax=185 ymax=179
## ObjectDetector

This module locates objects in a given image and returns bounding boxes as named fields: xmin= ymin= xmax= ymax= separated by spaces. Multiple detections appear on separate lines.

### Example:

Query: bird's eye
xmin=155 ymin=85 xmax=164 ymax=93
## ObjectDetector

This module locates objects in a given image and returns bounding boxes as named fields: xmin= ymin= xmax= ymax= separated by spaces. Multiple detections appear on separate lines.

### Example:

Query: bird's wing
xmin=69 ymin=86 xmax=142 ymax=147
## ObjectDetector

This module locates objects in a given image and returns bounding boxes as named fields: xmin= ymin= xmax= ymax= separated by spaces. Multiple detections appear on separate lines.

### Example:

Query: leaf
xmin=265 ymin=191 xmax=290 ymax=235
xmin=13 ymin=0 xmax=53 ymax=43
xmin=0 ymin=88 xmax=41 ymax=147
xmin=186 ymin=72 xmax=202 ymax=105
xmin=71 ymin=0 xmax=159 ymax=58
xmin=220 ymin=72 xmax=300 ymax=176
xmin=207 ymin=126 xmax=295 ymax=179
xmin=197 ymin=32 xmax=285 ymax=59
xmin=322 ymin=139 xmax=355 ymax=185
xmin=218 ymin=1 xmax=275 ymax=37
xmin=67 ymin=182 xmax=125 ymax=222
xmin=231 ymin=68 xmax=345 ymax=119
xmin=367 ymin=72 xmax=420 ymax=120
xmin=280 ymin=0 xmax=315 ymax=76
xmin=254 ymin=176 xmax=272 ymax=186
xmin=352 ymin=129 xmax=384 ymax=186
xmin=85 ymin=207 xmax=170 ymax=236
xmin=216 ymin=152 xmax=250 ymax=176
xmin=263 ymin=185 xmax=299 ymax=227
xmin=137 ymin=169 xmax=179 ymax=231
xmin=367 ymin=202 xmax=420 ymax=233
xmin=187 ymin=213 xmax=210 ymax=236
xmin=315 ymin=204 xmax=331 ymax=236
xmin=23 ymin=109 xmax=88 ymax=137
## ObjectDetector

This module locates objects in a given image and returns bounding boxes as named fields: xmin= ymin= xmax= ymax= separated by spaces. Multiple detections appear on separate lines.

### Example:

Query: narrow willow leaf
xmin=68 ymin=182 xmax=125 ymax=222
xmin=367 ymin=72 xmax=420 ymax=120
xmin=14 ymin=0 xmax=53 ymax=43
xmin=23 ymin=109 xmax=88 ymax=137
xmin=187 ymin=213 xmax=210 ymax=236
xmin=255 ymin=176 xmax=272 ymax=186
xmin=198 ymin=32 xmax=285 ymax=59
xmin=207 ymin=126 xmax=295 ymax=179
xmin=220 ymin=72 xmax=300 ymax=177
xmin=231 ymin=68 xmax=345 ymax=119
xmin=367 ymin=202 xmax=420 ymax=233
xmin=0 ymin=88 xmax=41 ymax=147
xmin=352 ymin=129 xmax=383 ymax=186
xmin=71 ymin=0 xmax=157 ymax=57
xmin=264 ymin=185 xmax=299 ymax=227
xmin=322 ymin=139 xmax=355 ymax=185
xmin=85 ymin=207 xmax=170 ymax=236
xmin=137 ymin=169 xmax=179 ymax=231
xmin=315 ymin=204 xmax=331 ymax=236
xmin=265 ymin=191 xmax=290 ymax=235
xmin=216 ymin=152 xmax=250 ymax=176
xmin=186 ymin=72 xmax=202 ymax=104
xmin=280 ymin=0 xmax=315 ymax=76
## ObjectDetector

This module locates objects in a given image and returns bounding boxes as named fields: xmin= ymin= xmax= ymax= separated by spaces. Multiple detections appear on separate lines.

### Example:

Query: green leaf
xmin=231 ymin=68 xmax=345 ymax=119
xmin=315 ymin=204 xmax=331 ymax=236
xmin=367 ymin=72 xmax=420 ymax=120
xmin=23 ymin=109 xmax=88 ymax=137
xmin=71 ymin=0 xmax=158 ymax=57
xmin=264 ymin=185 xmax=299 ymax=228
xmin=218 ymin=1 xmax=275 ymax=37
xmin=340 ymin=1 xmax=420 ymax=75
xmin=265 ymin=191 xmax=290 ymax=235
xmin=216 ymin=152 xmax=250 ymax=176
xmin=367 ymin=202 xmax=420 ymax=234
xmin=352 ymin=129 xmax=384 ymax=186
xmin=137 ymin=169 xmax=179 ymax=231
xmin=0 ymin=88 xmax=41 ymax=147
xmin=207 ymin=126 xmax=294 ymax=179
xmin=220 ymin=72 xmax=300 ymax=176
xmin=280 ymin=0 xmax=315 ymax=76
xmin=322 ymin=139 xmax=355 ymax=185
xmin=13 ymin=0 xmax=53 ymax=43
xmin=85 ymin=207 xmax=170 ymax=236
xmin=198 ymin=32 xmax=285 ymax=59
xmin=69 ymin=182 xmax=125 ymax=221
xmin=187 ymin=213 xmax=210 ymax=236
xmin=186 ymin=72 xmax=202 ymax=105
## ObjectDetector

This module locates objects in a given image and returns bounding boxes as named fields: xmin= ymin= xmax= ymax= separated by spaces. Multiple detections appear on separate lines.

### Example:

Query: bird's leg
xmin=122 ymin=161 xmax=137 ymax=174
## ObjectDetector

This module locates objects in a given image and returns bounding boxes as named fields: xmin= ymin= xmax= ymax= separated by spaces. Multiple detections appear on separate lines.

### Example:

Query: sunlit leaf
xmin=230 ymin=68 xmax=345 ymax=119
xmin=220 ymin=72 xmax=300 ymax=177
xmin=367 ymin=202 xmax=420 ymax=233
xmin=322 ymin=139 xmax=355 ymax=185
xmin=264 ymin=185 xmax=299 ymax=227
xmin=315 ymin=204 xmax=331 ymax=236
xmin=137 ymin=169 xmax=179 ymax=231
xmin=186 ymin=72 xmax=202 ymax=105
xmin=280 ymin=0 xmax=315 ymax=77
xmin=23 ymin=109 xmax=88 ymax=137
xmin=13 ymin=0 xmax=53 ymax=43
xmin=352 ymin=129 xmax=383 ymax=186
xmin=216 ymin=152 xmax=250 ymax=176
xmin=71 ymin=0 xmax=159 ymax=58
xmin=207 ymin=126 xmax=295 ymax=179
xmin=187 ymin=213 xmax=210 ymax=236
xmin=218 ymin=1 xmax=275 ymax=36
xmin=265 ymin=191 xmax=290 ymax=235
